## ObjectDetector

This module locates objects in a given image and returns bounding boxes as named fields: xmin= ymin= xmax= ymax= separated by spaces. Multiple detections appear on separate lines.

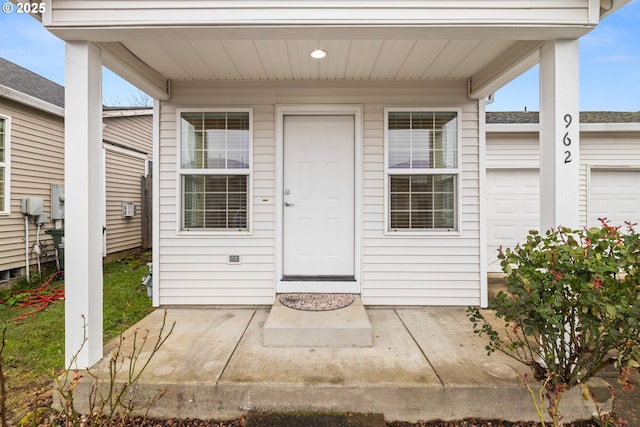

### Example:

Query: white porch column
xmin=539 ymin=40 xmax=580 ymax=231
xmin=65 ymin=42 xmax=104 ymax=368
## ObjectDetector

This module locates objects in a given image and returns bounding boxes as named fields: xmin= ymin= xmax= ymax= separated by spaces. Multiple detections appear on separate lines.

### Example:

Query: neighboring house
xmin=0 ymin=57 xmax=65 ymax=281
xmin=486 ymin=111 xmax=640 ymax=272
xmin=38 ymin=0 xmax=632 ymax=366
xmin=102 ymin=107 xmax=153 ymax=259
xmin=0 ymin=57 xmax=152 ymax=281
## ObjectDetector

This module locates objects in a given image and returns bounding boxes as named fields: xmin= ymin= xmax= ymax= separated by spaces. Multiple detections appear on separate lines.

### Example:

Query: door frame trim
xmin=275 ymin=104 xmax=363 ymax=294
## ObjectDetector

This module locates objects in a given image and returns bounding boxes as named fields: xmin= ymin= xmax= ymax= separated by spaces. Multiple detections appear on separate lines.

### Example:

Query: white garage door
xmin=589 ymin=169 xmax=640 ymax=227
xmin=486 ymin=169 xmax=540 ymax=273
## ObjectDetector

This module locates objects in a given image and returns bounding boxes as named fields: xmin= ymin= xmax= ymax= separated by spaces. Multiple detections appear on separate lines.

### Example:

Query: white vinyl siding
xmin=364 ymin=101 xmax=480 ymax=305
xmin=158 ymin=80 xmax=481 ymax=306
xmin=159 ymin=101 xmax=274 ymax=305
xmin=0 ymin=115 xmax=9 ymax=214
xmin=48 ymin=1 xmax=595 ymax=27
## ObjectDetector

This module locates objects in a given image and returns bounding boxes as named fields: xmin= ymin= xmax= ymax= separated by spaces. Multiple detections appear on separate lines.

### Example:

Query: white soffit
xmin=120 ymin=38 xmax=536 ymax=83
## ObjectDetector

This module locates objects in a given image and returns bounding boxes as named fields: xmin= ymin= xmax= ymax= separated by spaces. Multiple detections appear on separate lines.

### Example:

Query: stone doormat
xmin=278 ymin=293 xmax=355 ymax=311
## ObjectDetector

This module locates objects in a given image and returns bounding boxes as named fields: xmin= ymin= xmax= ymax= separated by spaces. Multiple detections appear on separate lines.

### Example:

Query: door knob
xmin=284 ymin=201 xmax=295 ymax=207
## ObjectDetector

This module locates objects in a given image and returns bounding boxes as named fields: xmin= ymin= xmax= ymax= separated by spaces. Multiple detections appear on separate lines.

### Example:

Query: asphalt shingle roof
xmin=0 ymin=57 xmax=64 ymax=108
xmin=487 ymin=111 xmax=640 ymax=124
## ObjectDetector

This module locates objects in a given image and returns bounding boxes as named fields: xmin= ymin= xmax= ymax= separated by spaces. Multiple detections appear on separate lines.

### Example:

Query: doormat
xmin=278 ymin=293 xmax=355 ymax=311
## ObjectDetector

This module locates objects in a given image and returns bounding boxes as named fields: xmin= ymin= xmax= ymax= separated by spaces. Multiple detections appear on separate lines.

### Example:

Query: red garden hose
xmin=1 ymin=271 xmax=65 ymax=323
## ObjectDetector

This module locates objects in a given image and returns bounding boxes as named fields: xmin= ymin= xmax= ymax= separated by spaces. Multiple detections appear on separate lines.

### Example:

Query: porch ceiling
xmin=52 ymin=25 xmax=599 ymax=100
xmin=115 ymin=37 xmax=529 ymax=82
xmin=92 ymin=30 xmax=553 ymax=100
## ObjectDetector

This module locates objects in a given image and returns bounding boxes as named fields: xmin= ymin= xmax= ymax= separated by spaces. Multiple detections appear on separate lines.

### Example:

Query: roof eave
xmin=0 ymin=84 xmax=64 ymax=117
xmin=487 ymin=122 xmax=640 ymax=133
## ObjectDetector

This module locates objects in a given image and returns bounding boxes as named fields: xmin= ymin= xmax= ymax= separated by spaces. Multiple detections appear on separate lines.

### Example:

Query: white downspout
xmin=478 ymin=96 xmax=490 ymax=308
xmin=24 ymin=215 xmax=29 ymax=277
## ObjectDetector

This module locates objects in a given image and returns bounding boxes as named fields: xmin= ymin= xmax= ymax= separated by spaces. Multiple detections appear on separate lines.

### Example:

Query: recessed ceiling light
xmin=310 ymin=49 xmax=327 ymax=59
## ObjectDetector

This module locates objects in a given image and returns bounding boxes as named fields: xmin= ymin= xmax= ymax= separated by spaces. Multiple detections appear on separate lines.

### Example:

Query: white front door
xmin=283 ymin=115 xmax=355 ymax=281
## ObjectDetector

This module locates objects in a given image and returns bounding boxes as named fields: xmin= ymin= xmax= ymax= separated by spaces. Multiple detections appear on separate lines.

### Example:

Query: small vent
xmin=228 ymin=255 xmax=241 ymax=264
xmin=122 ymin=202 xmax=136 ymax=217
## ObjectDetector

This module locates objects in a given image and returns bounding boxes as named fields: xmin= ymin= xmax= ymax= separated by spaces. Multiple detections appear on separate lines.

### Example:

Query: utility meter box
xmin=21 ymin=196 xmax=44 ymax=216
xmin=51 ymin=185 xmax=65 ymax=220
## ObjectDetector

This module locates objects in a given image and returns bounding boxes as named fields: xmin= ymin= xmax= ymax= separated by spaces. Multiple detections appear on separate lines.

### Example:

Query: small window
xmin=0 ymin=116 xmax=9 ymax=214
xmin=385 ymin=109 xmax=460 ymax=231
xmin=179 ymin=110 xmax=252 ymax=231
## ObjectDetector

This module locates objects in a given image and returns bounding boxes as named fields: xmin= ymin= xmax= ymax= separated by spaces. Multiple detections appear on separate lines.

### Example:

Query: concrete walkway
xmin=72 ymin=306 xmax=606 ymax=423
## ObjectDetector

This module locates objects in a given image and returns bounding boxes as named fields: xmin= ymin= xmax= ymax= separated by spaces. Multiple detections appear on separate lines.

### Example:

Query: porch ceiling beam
xmin=49 ymin=25 xmax=593 ymax=43
xmin=467 ymin=41 xmax=542 ymax=100
xmin=97 ymin=42 xmax=170 ymax=100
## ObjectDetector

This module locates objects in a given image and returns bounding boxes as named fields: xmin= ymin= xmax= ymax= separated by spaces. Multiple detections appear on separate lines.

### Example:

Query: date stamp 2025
xmin=2 ymin=2 xmax=46 ymax=14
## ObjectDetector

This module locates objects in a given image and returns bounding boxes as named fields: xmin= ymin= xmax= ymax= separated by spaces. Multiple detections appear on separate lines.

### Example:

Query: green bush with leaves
xmin=468 ymin=220 xmax=639 ymax=423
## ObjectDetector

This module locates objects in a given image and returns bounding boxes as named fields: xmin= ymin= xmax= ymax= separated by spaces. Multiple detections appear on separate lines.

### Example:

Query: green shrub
xmin=468 ymin=220 xmax=640 ymax=424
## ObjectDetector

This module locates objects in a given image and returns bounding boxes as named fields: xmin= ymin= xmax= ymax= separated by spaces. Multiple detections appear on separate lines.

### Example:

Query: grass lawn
xmin=0 ymin=251 xmax=154 ymax=423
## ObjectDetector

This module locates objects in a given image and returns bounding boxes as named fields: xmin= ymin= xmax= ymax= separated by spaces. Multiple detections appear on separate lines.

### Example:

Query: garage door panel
xmin=487 ymin=169 xmax=640 ymax=273
xmin=486 ymin=169 xmax=540 ymax=273
xmin=494 ymin=225 xmax=531 ymax=240
xmin=589 ymin=170 xmax=640 ymax=227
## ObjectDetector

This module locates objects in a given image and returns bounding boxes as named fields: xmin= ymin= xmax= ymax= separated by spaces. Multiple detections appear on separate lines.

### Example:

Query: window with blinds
xmin=385 ymin=109 xmax=460 ymax=231
xmin=179 ymin=110 xmax=252 ymax=231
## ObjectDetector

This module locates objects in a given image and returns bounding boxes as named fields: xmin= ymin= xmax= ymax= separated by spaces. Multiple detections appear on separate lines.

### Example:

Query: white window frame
xmin=0 ymin=114 xmax=10 ymax=216
xmin=176 ymin=108 xmax=253 ymax=235
xmin=383 ymin=107 xmax=462 ymax=235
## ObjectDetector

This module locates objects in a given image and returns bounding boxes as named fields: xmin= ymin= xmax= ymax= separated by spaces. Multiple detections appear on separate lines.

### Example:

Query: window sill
xmin=177 ymin=229 xmax=253 ymax=237
xmin=384 ymin=229 xmax=462 ymax=237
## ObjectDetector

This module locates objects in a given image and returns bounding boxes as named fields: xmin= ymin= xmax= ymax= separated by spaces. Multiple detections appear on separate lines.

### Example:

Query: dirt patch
xmin=37 ymin=414 xmax=598 ymax=427
xmin=246 ymin=411 xmax=386 ymax=427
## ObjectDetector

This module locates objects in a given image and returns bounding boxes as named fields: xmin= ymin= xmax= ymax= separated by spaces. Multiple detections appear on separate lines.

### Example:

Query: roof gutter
xmin=599 ymin=0 xmax=632 ymax=19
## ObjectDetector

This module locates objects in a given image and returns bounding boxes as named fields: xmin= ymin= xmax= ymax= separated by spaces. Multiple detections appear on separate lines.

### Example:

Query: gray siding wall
xmin=0 ymin=98 xmax=64 ymax=272
xmin=103 ymin=114 xmax=152 ymax=255
xmin=103 ymin=114 xmax=152 ymax=153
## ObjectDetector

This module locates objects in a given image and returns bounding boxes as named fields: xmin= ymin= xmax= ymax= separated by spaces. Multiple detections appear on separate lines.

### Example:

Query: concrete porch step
xmin=69 ymin=307 xmax=606 ymax=422
xmin=263 ymin=295 xmax=373 ymax=347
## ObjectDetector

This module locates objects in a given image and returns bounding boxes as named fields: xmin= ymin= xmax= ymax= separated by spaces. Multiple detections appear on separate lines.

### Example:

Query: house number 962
xmin=563 ymin=113 xmax=573 ymax=164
